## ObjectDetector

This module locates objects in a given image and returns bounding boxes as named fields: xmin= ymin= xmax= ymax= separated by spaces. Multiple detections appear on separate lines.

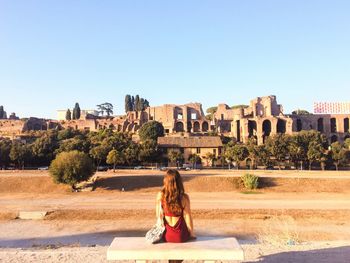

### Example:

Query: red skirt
xmin=163 ymin=216 xmax=190 ymax=243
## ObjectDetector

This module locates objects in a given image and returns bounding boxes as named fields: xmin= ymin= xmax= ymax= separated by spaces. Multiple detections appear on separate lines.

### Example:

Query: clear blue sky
xmin=0 ymin=0 xmax=349 ymax=119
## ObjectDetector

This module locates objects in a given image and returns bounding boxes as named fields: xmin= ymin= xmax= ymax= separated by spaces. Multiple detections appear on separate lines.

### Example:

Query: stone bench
xmin=107 ymin=236 xmax=244 ymax=262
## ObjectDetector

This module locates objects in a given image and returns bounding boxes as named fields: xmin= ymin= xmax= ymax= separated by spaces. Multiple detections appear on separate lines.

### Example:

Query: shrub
xmin=241 ymin=173 xmax=259 ymax=190
xmin=49 ymin=150 xmax=95 ymax=189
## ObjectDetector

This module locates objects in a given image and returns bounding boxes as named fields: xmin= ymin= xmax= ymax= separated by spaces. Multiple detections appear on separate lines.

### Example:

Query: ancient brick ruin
xmin=1 ymin=96 xmax=349 ymax=144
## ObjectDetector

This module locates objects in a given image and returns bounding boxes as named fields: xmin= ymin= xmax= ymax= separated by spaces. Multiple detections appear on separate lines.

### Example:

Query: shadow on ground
xmin=95 ymin=175 xmax=195 ymax=191
xmin=0 ymin=230 xmax=253 ymax=249
xmin=245 ymin=246 xmax=350 ymax=263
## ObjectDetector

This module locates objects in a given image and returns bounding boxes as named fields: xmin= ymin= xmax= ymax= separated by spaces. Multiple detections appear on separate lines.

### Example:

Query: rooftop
xmin=158 ymin=136 xmax=223 ymax=148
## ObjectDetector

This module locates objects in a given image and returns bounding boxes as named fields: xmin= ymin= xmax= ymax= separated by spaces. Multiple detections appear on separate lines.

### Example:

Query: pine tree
xmin=139 ymin=98 xmax=145 ymax=111
xmin=66 ymin=109 xmax=72 ymax=120
xmin=0 ymin=106 xmax=4 ymax=119
xmin=125 ymin=95 xmax=132 ymax=112
xmin=73 ymin=103 xmax=81 ymax=120
xmin=131 ymin=96 xmax=135 ymax=111
xmin=144 ymin=99 xmax=150 ymax=108
xmin=135 ymin=95 xmax=140 ymax=111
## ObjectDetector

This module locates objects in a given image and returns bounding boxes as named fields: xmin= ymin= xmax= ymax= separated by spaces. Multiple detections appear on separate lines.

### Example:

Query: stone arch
xmin=344 ymin=118 xmax=349 ymax=133
xmin=193 ymin=121 xmax=200 ymax=132
xmin=277 ymin=119 xmax=286 ymax=133
xmin=330 ymin=118 xmax=337 ymax=133
xmin=248 ymin=120 xmax=257 ymax=138
xmin=331 ymin=135 xmax=338 ymax=143
xmin=262 ymin=120 xmax=271 ymax=142
xmin=175 ymin=121 xmax=184 ymax=132
xmin=202 ymin=121 xmax=209 ymax=132
xmin=109 ymin=124 xmax=115 ymax=130
xmin=296 ymin=119 xmax=302 ymax=132
xmin=187 ymin=121 xmax=192 ymax=132
xmin=317 ymin=118 xmax=324 ymax=132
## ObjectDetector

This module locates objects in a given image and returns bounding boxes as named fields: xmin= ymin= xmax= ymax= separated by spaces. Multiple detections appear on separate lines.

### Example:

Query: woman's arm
xmin=156 ymin=192 xmax=162 ymax=219
xmin=183 ymin=194 xmax=195 ymax=238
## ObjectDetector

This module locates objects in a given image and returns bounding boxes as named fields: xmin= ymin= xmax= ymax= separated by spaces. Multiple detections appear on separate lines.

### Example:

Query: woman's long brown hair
xmin=161 ymin=169 xmax=185 ymax=215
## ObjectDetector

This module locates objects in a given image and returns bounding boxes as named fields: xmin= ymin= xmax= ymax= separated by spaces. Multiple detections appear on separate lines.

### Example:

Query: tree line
xmin=0 ymin=121 xmax=165 ymax=170
xmin=0 ymin=127 xmax=349 ymax=172
xmin=223 ymin=130 xmax=350 ymax=170
xmin=124 ymin=95 xmax=150 ymax=112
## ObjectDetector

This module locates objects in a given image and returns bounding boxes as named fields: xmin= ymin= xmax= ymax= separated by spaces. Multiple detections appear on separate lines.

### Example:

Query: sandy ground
xmin=1 ymin=241 xmax=350 ymax=263
xmin=1 ymin=170 xmax=350 ymax=262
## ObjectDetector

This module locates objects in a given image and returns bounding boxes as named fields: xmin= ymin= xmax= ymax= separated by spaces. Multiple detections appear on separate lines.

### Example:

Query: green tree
xmin=57 ymin=127 xmax=77 ymax=141
xmin=65 ymin=109 xmax=72 ymax=120
xmin=344 ymin=138 xmax=350 ymax=150
xmin=49 ymin=151 xmax=95 ymax=190
xmin=72 ymin=103 xmax=81 ymax=120
xmin=224 ymin=144 xmax=248 ymax=169
xmin=204 ymin=152 xmax=216 ymax=167
xmin=135 ymin=95 xmax=140 ymax=111
xmin=292 ymin=109 xmax=311 ymax=115
xmin=144 ymin=99 xmax=150 ymax=108
xmin=231 ymin=105 xmax=249 ymax=109
xmin=97 ymin=102 xmax=113 ymax=116
xmin=56 ymin=136 xmax=90 ymax=154
xmin=125 ymin=95 xmax=133 ymax=112
xmin=89 ymin=144 xmax=109 ymax=170
xmin=206 ymin=106 xmax=218 ymax=115
xmin=123 ymin=142 xmax=140 ymax=165
xmin=255 ymin=144 xmax=271 ymax=169
xmin=106 ymin=149 xmax=124 ymax=172
xmin=307 ymin=141 xmax=327 ymax=170
xmin=139 ymin=139 xmax=160 ymax=164
xmin=168 ymin=150 xmax=184 ymax=168
xmin=32 ymin=131 xmax=58 ymax=165
xmin=330 ymin=142 xmax=347 ymax=171
xmin=131 ymin=96 xmax=135 ymax=111
xmin=138 ymin=121 xmax=164 ymax=142
xmin=0 ymin=106 xmax=4 ymax=119
xmin=246 ymin=137 xmax=258 ymax=169
xmin=139 ymin=98 xmax=145 ymax=111
xmin=266 ymin=134 xmax=290 ymax=170
xmin=0 ymin=138 xmax=12 ymax=168
xmin=188 ymin=153 xmax=201 ymax=169
xmin=288 ymin=132 xmax=310 ymax=170
xmin=9 ymin=141 xmax=31 ymax=169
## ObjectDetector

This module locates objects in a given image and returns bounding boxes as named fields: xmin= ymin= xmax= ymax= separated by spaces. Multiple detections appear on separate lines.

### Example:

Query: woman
xmin=156 ymin=169 xmax=195 ymax=243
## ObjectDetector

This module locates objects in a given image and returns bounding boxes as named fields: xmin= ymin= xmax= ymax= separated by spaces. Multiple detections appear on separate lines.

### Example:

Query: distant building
xmin=215 ymin=96 xmax=350 ymax=144
xmin=158 ymin=136 xmax=223 ymax=167
xmin=1 ymin=96 xmax=349 ymax=145
xmin=314 ymin=102 xmax=350 ymax=114
xmin=57 ymin=109 xmax=99 ymax=120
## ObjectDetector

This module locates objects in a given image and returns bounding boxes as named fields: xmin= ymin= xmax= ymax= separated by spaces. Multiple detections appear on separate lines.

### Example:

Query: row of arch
xmin=175 ymin=121 xmax=209 ymax=133
xmin=247 ymin=119 xmax=287 ymax=138
xmin=317 ymin=117 xmax=349 ymax=133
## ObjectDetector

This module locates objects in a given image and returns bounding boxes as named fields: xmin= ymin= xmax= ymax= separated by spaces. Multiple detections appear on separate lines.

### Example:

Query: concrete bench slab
xmin=107 ymin=236 xmax=244 ymax=262
xmin=18 ymin=211 xmax=47 ymax=220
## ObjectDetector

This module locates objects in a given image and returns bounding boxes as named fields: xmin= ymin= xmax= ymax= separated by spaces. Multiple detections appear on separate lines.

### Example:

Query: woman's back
xmin=158 ymin=192 xmax=190 ymax=243
xmin=156 ymin=169 xmax=194 ymax=243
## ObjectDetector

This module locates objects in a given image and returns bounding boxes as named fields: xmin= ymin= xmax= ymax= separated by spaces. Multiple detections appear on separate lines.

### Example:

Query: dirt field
xmin=0 ymin=170 xmax=350 ymax=262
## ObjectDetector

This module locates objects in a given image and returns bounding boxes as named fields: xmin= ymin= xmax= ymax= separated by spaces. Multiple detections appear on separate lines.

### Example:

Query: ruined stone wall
xmin=0 ymin=119 xmax=25 ymax=137
xmin=59 ymin=119 xmax=97 ymax=132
